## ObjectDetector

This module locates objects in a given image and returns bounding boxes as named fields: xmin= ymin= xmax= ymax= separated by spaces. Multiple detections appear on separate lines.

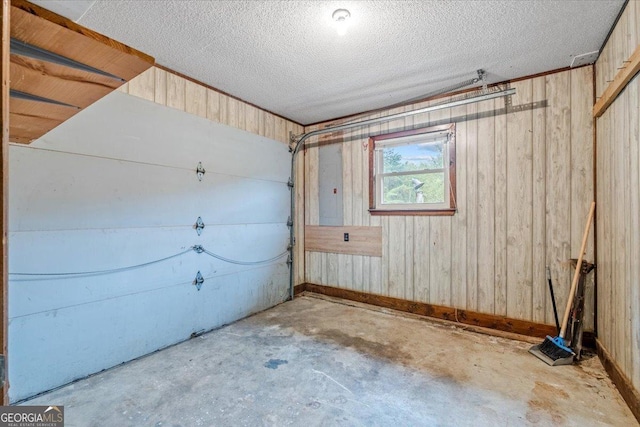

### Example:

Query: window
xmin=368 ymin=123 xmax=456 ymax=215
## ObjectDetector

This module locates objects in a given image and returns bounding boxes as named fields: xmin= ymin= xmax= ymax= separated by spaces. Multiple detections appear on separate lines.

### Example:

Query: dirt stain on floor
xmin=260 ymin=299 xmax=474 ymax=384
xmin=526 ymin=381 xmax=569 ymax=424
xmin=313 ymin=328 xmax=414 ymax=363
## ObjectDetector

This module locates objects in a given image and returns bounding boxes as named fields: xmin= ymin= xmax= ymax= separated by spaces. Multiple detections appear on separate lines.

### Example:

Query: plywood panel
xmin=305 ymin=226 xmax=382 ymax=257
xmin=614 ymin=84 xmax=627 ymax=374
xmin=452 ymin=102 xmax=468 ymax=309
xmin=9 ymin=2 xmax=154 ymax=143
xmin=531 ymin=76 xmax=547 ymax=324
xmin=428 ymin=106 xmax=452 ymax=307
xmin=11 ymin=1 xmax=152 ymax=79
xmin=595 ymin=0 xmax=640 ymax=398
xmin=506 ymin=79 xmax=533 ymax=320
xmin=10 ymin=55 xmax=120 ymax=106
xmin=154 ymin=68 xmax=167 ymax=105
xmin=571 ymin=66 xmax=595 ymax=329
xmin=494 ymin=94 xmax=508 ymax=316
xmin=166 ymin=71 xmax=185 ymax=110
xmin=388 ymin=217 xmax=405 ymax=299
xmin=127 ymin=67 xmax=154 ymax=101
xmin=185 ymin=79 xmax=207 ymax=118
xmin=9 ymin=111 xmax=62 ymax=143
xmin=629 ymin=76 xmax=640 ymax=392
xmin=206 ymin=88 xmax=220 ymax=123
xmin=545 ymin=71 xmax=572 ymax=324
xmin=476 ymin=98 xmax=495 ymax=314
xmin=305 ymin=128 xmax=320 ymax=226
xmin=462 ymin=104 xmax=479 ymax=310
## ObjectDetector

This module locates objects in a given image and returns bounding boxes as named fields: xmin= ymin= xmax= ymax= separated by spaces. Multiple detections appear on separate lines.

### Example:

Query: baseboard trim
xmin=295 ymin=283 xmax=595 ymax=346
xmin=596 ymin=339 xmax=640 ymax=423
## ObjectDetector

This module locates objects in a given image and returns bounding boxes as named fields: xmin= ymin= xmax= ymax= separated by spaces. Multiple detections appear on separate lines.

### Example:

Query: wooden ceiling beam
xmin=10 ymin=0 xmax=153 ymax=68
xmin=8 ymin=0 xmax=154 ymax=143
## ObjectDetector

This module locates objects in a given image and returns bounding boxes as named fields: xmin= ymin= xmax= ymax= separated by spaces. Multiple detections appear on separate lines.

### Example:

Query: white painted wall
xmin=8 ymin=92 xmax=291 ymax=402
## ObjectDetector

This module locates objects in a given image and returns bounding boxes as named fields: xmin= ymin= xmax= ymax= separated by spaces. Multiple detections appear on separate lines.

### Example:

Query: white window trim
xmin=368 ymin=123 xmax=456 ymax=215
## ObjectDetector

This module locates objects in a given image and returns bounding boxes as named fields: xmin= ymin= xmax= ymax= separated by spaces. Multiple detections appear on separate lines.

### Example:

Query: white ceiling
xmin=32 ymin=0 xmax=624 ymax=125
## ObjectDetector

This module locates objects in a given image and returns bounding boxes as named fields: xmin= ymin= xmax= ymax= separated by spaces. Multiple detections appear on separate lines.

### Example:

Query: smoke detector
xmin=570 ymin=51 xmax=599 ymax=68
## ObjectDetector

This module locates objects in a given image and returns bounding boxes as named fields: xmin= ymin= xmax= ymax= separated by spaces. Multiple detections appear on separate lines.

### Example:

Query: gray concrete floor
xmin=24 ymin=294 xmax=637 ymax=426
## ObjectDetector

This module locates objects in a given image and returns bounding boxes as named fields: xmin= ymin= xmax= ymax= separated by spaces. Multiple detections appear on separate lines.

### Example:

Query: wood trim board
xmin=305 ymin=226 xmax=382 ymax=257
xmin=593 ymin=43 xmax=640 ymax=118
xmin=596 ymin=339 xmax=640 ymax=423
xmin=295 ymin=283 xmax=596 ymax=347
xmin=1 ymin=0 xmax=8 ymax=405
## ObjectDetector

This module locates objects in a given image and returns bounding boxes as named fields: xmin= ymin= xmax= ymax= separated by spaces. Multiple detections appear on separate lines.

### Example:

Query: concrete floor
xmin=24 ymin=294 xmax=636 ymax=426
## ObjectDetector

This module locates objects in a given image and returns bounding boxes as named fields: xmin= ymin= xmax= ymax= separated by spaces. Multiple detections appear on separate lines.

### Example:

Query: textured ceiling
xmin=32 ymin=0 xmax=624 ymax=125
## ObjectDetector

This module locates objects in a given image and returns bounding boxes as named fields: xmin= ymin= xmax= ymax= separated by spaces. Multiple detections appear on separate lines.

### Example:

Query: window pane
xmin=382 ymin=173 xmax=445 ymax=205
xmin=382 ymin=141 xmax=444 ymax=173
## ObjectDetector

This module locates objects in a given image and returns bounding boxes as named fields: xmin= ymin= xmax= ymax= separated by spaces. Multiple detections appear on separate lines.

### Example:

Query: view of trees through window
xmin=381 ymin=142 xmax=445 ymax=205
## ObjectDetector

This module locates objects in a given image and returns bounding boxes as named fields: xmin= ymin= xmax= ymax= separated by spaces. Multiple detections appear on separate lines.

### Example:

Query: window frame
xmin=368 ymin=123 xmax=456 ymax=216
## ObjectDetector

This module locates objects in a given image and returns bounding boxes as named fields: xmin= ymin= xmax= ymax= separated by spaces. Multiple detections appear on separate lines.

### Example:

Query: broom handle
xmin=559 ymin=201 xmax=595 ymax=339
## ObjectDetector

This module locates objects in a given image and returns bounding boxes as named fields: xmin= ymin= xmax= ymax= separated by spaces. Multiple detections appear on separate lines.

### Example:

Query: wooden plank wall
xmin=303 ymin=67 xmax=595 ymax=329
xmin=120 ymin=67 xmax=306 ymax=287
xmin=594 ymin=0 xmax=640 ymax=395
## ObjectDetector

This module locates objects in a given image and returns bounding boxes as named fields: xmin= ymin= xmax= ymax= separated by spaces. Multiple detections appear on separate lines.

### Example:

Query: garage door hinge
xmin=287 ymin=178 xmax=294 ymax=188
xmin=196 ymin=162 xmax=206 ymax=181
xmin=194 ymin=216 xmax=205 ymax=236
xmin=193 ymin=271 xmax=204 ymax=291
xmin=287 ymin=216 xmax=293 ymax=227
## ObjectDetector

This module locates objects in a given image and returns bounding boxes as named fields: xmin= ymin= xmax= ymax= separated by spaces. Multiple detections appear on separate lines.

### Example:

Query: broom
xmin=546 ymin=266 xmax=561 ymax=335
xmin=535 ymin=202 xmax=595 ymax=363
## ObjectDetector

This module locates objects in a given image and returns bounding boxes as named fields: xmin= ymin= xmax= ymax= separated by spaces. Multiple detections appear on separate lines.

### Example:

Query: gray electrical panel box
xmin=318 ymin=143 xmax=343 ymax=226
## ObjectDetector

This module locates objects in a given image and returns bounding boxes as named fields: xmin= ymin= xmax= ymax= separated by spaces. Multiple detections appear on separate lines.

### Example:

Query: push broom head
xmin=529 ymin=335 xmax=575 ymax=366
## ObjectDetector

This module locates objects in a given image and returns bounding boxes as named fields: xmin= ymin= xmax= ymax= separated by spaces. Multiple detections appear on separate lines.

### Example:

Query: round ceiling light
xmin=332 ymin=8 xmax=351 ymax=36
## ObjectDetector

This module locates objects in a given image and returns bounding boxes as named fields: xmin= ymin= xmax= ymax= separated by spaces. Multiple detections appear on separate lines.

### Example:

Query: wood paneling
xmin=303 ymin=67 xmax=595 ymax=331
xmin=124 ymin=67 xmax=303 ymax=146
xmin=595 ymin=0 xmax=640 ymax=404
xmin=9 ymin=1 xmax=154 ymax=143
xmin=305 ymin=226 xmax=382 ymax=257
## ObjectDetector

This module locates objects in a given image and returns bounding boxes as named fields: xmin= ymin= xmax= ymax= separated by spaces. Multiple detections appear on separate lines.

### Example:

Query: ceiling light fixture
xmin=332 ymin=8 xmax=351 ymax=36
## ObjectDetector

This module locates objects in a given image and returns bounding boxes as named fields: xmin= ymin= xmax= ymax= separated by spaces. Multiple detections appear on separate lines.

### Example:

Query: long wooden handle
xmin=559 ymin=201 xmax=595 ymax=338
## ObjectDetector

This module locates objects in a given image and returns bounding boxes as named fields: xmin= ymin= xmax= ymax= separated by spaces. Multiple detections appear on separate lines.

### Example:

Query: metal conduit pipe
xmin=287 ymin=87 xmax=516 ymax=300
